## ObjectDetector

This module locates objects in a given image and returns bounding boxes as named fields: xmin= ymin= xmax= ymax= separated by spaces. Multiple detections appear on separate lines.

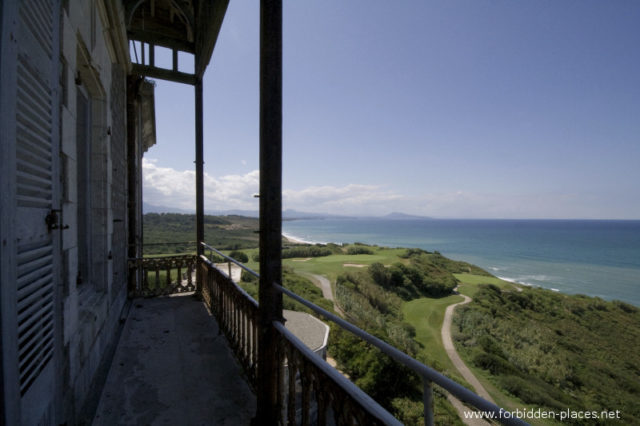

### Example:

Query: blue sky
xmin=143 ymin=1 xmax=640 ymax=219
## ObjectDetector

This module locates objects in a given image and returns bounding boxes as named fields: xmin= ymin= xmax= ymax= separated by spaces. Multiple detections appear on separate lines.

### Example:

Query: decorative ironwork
xmin=127 ymin=254 xmax=196 ymax=297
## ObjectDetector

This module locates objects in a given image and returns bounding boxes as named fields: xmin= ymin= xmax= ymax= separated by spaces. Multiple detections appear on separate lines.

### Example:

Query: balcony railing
xmin=128 ymin=243 xmax=527 ymax=425
xmin=199 ymin=252 xmax=259 ymax=385
xmin=127 ymin=254 xmax=196 ymax=297
xmin=199 ymin=244 xmax=398 ymax=425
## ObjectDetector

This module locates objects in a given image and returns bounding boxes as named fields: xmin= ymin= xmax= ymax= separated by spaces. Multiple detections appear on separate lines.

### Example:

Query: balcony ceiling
xmin=124 ymin=0 xmax=229 ymax=81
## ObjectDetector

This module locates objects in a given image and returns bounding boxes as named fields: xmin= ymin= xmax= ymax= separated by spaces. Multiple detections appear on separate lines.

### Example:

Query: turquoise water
xmin=282 ymin=219 xmax=640 ymax=306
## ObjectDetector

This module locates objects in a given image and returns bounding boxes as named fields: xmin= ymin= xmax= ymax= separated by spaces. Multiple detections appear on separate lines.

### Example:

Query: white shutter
xmin=15 ymin=0 xmax=56 ymax=399
xmin=6 ymin=0 xmax=60 ymax=424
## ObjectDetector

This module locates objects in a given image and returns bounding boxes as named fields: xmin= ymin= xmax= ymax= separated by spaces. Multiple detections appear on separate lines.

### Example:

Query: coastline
xmin=284 ymin=231 xmax=571 ymax=293
xmin=283 ymin=232 xmax=326 ymax=245
xmin=281 ymin=218 xmax=640 ymax=306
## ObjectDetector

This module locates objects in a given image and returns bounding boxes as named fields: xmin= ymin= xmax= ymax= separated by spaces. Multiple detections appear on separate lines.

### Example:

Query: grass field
xmin=402 ymin=296 xmax=463 ymax=375
xmin=284 ymin=246 xmax=408 ymax=281
xmin=454 ymin=272 xmax=521 ymax=297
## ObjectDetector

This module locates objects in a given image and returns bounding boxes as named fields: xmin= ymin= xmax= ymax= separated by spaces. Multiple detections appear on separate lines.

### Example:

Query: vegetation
xmin=228 ymin=250 xmax=249 ymax=263
xmin=239 ymin=266 xmax=334 ymax=314
xmin=454 ymin=284 xmax=640 ymax=424
xmin=329 ymin=248 xmax=472 ymax=424
xmin=346 ymin=246 xmax=374 ymax=255
xmin=143 ymin=213 xmax=259 ymax=253
xmin=402 ymin=296 xmax=463 ymax=374
xmin=281 ymin=245 xmax=333 ymax=259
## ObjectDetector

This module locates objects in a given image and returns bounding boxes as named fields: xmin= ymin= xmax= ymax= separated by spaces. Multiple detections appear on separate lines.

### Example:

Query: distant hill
xmin=143 ymin=203 xmax=430 ymax=221
xmin=143 ymin=212 xmax=259 ymax=252
xmin=382 ymin=212 xmax=432 ymax=220
xmin=143 ymin=202 xmax=194 ymax=214
xmin=143 ymin=202 xmax=259 ymax=217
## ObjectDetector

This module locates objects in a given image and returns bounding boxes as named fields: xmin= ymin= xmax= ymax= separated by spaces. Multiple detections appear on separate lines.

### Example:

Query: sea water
xmin=282 ymin=219 xmax=640 ymax=306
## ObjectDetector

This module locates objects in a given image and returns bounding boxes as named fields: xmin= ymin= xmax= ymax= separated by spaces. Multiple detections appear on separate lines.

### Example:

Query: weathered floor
xmin=93 ymin=294 xmax=256 ymax=425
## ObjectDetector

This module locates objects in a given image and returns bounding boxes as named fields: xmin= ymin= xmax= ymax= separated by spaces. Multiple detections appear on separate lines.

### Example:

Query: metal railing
xmin=199 ymin=243 xmax=528 ymax=426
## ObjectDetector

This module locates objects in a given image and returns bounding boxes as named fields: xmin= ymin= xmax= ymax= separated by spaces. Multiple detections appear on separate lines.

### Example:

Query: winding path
xmin=300 ymin=272 xmax=345 ymax=317
xmin=442 ymin=291 xmax=495 ymax=403
xmin=442 ymin=290 xmax=494 ymax=425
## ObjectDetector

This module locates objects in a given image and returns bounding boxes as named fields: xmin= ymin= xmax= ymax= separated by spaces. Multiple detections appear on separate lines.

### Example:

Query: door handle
xmin=45 ymin=209 xmax=69 ymax=232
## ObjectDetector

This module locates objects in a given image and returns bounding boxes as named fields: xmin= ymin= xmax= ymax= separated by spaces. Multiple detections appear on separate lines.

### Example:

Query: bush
xmin=347 ymin=246 xmax=374 ymax=255
xmin=228 ymin=250 xmax=249 ymax=263
xmin=473 ymin=353 xmax=518 ymax=375
xmin=281 ymin=245 xmax=332 ymax=259
xmin=399 ymin=248 xmax=429 ymax=258
xmin=241 ymin=270 xmax=257 ymax=282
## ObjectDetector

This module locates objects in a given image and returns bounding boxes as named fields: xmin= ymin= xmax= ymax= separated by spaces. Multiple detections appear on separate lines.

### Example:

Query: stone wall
xmin=110 ymin=63 xmax=127 ymax=303
xmin=58 ymin=2 xmax=129 ymax=422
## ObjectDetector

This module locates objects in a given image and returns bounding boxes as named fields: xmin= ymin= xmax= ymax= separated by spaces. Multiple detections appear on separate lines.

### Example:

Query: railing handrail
xmin=138 ymin=240 xmax=196 ymax=246
xmin=200 ymin=242 xmax=528 ymax=426
xmin=199 ymin=254 xmax=259 ymax=308
xmin=201 ymin=242 xmax=262 ymax=279
xmin=128 ymin=253 xmax=196 ymax=261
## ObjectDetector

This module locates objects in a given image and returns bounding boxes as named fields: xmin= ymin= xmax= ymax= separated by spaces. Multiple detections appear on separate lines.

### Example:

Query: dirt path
xmin=442 ymin=291 xmax=495 ymax=403
xmin=441 ymin=289 xmax=495 ymax=425
xmin=300 ymin=272 xmax=345 ymax=317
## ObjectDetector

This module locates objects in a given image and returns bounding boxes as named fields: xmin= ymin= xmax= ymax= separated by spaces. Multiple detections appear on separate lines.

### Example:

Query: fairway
xmin=402 ymin=296 xmax=463 ymax=376
xmin=454 ymin=273 xmax=520 ymax=297
xmin=284 ymin=246 xmax=408 ymax=282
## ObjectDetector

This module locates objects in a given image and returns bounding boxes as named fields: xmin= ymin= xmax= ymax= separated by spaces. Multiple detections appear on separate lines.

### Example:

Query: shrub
xmin=473 ymin=353 xmax=518 ymax=375
xmin=347 ymin=246 xmax=373 ymax=255
xmin=241 ymin=270 xmax=257 ymax=282
xmin=281 ymin=245 xmax=332 ymax=259
xmin=229 ymin=250 xmax=249 ymax=263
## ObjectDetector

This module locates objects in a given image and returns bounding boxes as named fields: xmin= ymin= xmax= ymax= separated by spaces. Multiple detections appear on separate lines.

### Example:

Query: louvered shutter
xmin=2 ymin=0 xmax=61 ymax=424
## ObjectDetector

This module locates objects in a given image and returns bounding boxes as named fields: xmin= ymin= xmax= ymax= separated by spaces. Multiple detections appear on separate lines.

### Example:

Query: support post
xmin=255 ymin=0 xmax=283 ymax=424
xmin=126 ymin=76 xmax=143 ymax=293
xmin=423 ymin=378 xmax=435 ymax=426
xmin=195 ymin=78 xmax=204 ymax=291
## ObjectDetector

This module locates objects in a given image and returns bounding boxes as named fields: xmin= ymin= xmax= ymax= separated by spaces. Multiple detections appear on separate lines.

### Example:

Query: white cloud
xmin=142 ymin=160 xmax=631 ymax=218
xmin=283 ymin=184 xmax=403 ymax=215
xmin=143 ymin=159 xmax=259 ymax=211
xmin=143 ymin=160 xmax=404 ymax=215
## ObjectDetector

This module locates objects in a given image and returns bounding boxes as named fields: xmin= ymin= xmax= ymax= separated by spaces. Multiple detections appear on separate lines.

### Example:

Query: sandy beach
xmin=282 ymin=233 xmax=311 ymax=245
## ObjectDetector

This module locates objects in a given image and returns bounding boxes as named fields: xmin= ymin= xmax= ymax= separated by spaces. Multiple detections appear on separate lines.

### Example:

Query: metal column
xmin=195 ymin=79 xmax=204 ymax=292
xmin=195 ymin=79 xmax=204 ymax=256
xmin=255 ymin=0 xmax=283 ymax=424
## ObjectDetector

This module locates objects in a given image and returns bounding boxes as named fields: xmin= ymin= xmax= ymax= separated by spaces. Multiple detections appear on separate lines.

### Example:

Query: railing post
xmin=423 ymin=378 xmax=435 ymax=426
xmin=254 ymin=0 xmax=283 ymax=424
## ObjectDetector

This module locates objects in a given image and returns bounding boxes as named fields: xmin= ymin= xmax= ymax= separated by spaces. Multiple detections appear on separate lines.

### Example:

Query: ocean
xmin=282 ymin=218 xmax=640 ymax=306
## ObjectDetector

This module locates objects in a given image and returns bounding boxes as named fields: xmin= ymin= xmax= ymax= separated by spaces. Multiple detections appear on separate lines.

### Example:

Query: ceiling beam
xmin=131 ymin=63 xmax=196 ymax=85
xmin=128 ymin=30 xmax=195 ymax=53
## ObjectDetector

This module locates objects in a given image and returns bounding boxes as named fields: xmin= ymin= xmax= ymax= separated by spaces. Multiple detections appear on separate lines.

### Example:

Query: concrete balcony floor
xmin=93 ymin=294 xmax=256 ymax=425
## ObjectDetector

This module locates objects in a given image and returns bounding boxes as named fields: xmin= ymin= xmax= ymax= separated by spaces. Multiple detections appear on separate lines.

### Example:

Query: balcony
xmin=93 ymin=294 xmax=256 ymax=425
xmin=90 ymin=247 xmax=526 ymax=425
